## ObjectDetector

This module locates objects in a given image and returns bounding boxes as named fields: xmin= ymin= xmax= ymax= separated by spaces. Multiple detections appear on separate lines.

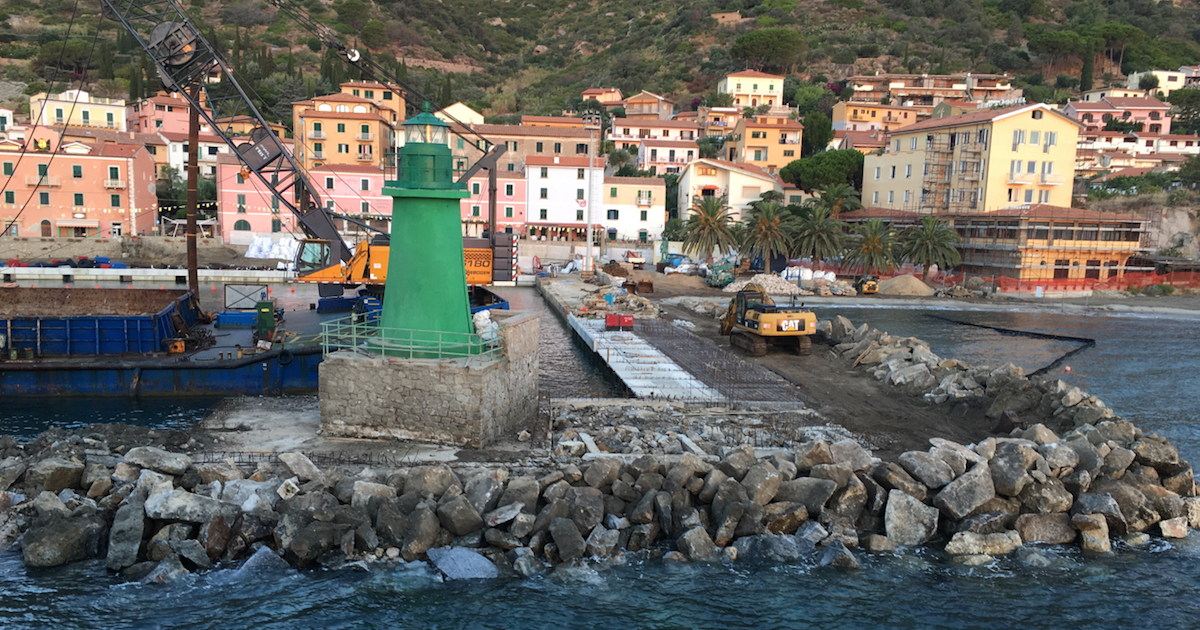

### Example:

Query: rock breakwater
xmin=0 ymin=406 xmax=1195 ymax=580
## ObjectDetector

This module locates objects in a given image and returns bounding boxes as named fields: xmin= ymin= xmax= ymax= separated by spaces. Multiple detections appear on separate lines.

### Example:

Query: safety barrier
xmin=319 ymin=314 xmax=503 ymax=361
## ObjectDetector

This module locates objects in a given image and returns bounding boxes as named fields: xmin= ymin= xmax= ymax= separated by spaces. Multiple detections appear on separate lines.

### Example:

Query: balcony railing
xmin=312 ymin=151 xmax=325 ymax=159
xmin=356 ymin=132 xmax=374 ymax=142
xmin=778 ymin=138 xmax=800 ymax=144
xmin=356 ymin=153 xmax=374 ymax=162
xmin=311 ymin=130 xmax=326 ymax=139
xmin=636 ymin=196 xmax=653 ymax=206
xmin=26 ymin=175 xmax=61 ymax=187
xmin=103 ymin=179 xmax=125 ymax=189
xmin=54 ymin=118 xmax=64 ymax=125
xmin=1007 ymin=173 xmax=1036 ymax=184
xmin=1040 ymin=173 xmax=1065 ymax=185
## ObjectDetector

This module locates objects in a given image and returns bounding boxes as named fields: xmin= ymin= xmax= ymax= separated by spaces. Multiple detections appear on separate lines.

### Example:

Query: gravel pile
xmin=723 ymin=274 xmax=802 ymax=296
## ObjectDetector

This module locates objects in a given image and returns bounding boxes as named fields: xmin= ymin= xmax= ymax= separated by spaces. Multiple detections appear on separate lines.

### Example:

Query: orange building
xmin=338 ymin=81 xmax=406 ymax=127
xmin=291 ymin=93 xmax=394 ymax=171
xmin=0 ymin=128 xmax=157 ymax=238
xmin=622 ymin=91 xmax=674 ymax=120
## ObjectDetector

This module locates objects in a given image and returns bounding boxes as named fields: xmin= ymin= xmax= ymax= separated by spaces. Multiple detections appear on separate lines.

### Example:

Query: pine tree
xmin=98 ymin=42 xmax=115 ymax=80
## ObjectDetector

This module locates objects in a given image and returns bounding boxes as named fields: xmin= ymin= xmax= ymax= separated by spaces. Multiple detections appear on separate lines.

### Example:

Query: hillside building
xmin=862 ymin=103 xmax=1081 ymax=214
xmin=609 ymin=118 xmax=700 ymax=152
xmin=846 ymin=73 xmax=1017 ymax=115
xmin=1063 ymin=96 xmax=1172 ymax=134
xmin=727 ymin=118 xmax=803 ymax=174
xmin=622 ymin=91 xmax=674 ymax=120
xmin=292 ymin=92 xmax=394 ymax=172
xmin=637 ymin=138 xmax=698 ymax=174
xmin=30 ymin=90 xmax=126 ymax=132
xmin=1126 ymin=70 xmax=1188 ymax=97
xmin=677 ymin=158 xmax=783 ymax=221
xmin=831 ymin=101 xmax=922 ymax=132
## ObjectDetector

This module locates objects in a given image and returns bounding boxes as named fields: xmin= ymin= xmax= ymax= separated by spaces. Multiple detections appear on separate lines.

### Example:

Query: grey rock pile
xmin=827 ymin=315 xmax=1116 ymax=429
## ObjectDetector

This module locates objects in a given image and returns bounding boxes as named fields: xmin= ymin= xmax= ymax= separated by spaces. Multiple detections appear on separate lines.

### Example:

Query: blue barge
xmin=0 ymin=285 xmax=508 ymax=396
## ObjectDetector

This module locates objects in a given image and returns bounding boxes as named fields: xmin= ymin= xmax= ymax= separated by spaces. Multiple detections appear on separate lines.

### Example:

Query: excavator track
xmin=731 ymin=330 xmax=767 ymax=357
xmin=796 ymin=335 xmax=813 ymax=356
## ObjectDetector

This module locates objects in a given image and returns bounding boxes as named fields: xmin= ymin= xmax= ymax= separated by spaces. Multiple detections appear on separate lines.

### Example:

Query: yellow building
xmin=717 ymin=70 xmax=784 ymax=109
xmin=862 ymin=103 xmax=1080 ymax=214
xmin=727 ymin=119 xmax=803 ymax=175
xmin=292 ymin=93 xmax=393 ymax=171
xmin=623 ymin=91 xmax=674 ymax=120
xmin=30 ymin=89 xmax=126 ymax=131
xmin=831 ymin=101 xmax=922 ymax=132
xmin=338 ymin=81 xmax=405 ymax=126
xmin=214 ymin=116 xmax=286 ymax=137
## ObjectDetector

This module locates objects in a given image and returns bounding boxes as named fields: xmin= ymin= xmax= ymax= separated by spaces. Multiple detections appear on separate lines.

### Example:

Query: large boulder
xmin=884 ymin=490 xmax=939 ymax=546
xmin=664 ymin=454 xmax=708 ymax=492
xmin=818 ymin=540 xmax=859 ymax=569
xmin=1132 ymin=438 xmax=1180 ymax=474
xmin=548 ymin=517 xmax=586 ymax=561
xmin=400 ymin=507 xmax=441 ymax=561
xmin=585 ymin=526 xmax=620 ymax=557
xmin=871 ymin=462 xmax=927 ymax=502
xmin=583 ymin=459 xmax=621 ymax=490
xmin=427 ymin=547 xmax=499 ymax=579
xmin=463 ymin=473 xmax=505 ymax=515
xmin=289 ymin=521 xmax=336 ymax=564
xmin=733 ymin=533 xmax=803 ymax=563
xmin=144 ymin=488 xmax=239 ymax=524
xmin=944 ymin=530 xmax=1022 ymax=556
xmin=106 ymin=489 xmax=148 ymax=571
xmin=124 ymin=447 xmax=191 ymax=476
xmin=990 ymin=447 xmax=1033 ymax=497
xmin=566 ymin=486 xmax=605 ymax=533
xmin=436 ymin=495 xmax=484 ymax=536
xmin=141 ymin=554 xmax=189 ymax=584
xmin=1071 ymin=493 xmax=1127 ymax=536
xmin=740 ymin=462 xmax=781 ymax=505
xmin=278 ymin=453 xmax=326 ymax=486
xmin=498 ymin=477 xmax=540 ymax=514
xmin=406 ymin=466 xmax=459 ymax=498
xmin=23 ymin=514 xmax=107 ymax=567
xmin=676 ymin=526 xmax=717 ymax=560
xmin=794 ymin=440 xmax=833 ymax=472
xmin=933 ymin=463 xmax=995 ymax=520
xmin=718 ymin=446 xmax=757 ymax=481
xmin=775 ymin=477 xmax=837 ymax=516
xmin=1015 ymin=513 xmax=1075 ymax=544
xmin=351 ymin=481 xmax=396 ymax=511
xmin=25 ymin=458 xmax=84 ymax=494
xmin=898 ymin=451 xmax=955 ymax=489
xmin=829 ymin=440 xmax=874 ymax=472
xmin=1072 ymin=514 xmax=1111 ymax=553
xmin=1017 ymin=478 xmax=1073 ymax=514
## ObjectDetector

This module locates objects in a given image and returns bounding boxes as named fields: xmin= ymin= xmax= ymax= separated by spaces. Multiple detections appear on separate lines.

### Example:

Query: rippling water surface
xmin=2 ymin=298 xmax=1199 ymax=628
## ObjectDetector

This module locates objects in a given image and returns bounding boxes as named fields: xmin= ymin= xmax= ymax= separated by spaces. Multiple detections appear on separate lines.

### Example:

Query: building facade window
xmin=73 ymin=193 xmax=84 ymax=206
xmin=111 ymin=194 xmax=121 ymax=207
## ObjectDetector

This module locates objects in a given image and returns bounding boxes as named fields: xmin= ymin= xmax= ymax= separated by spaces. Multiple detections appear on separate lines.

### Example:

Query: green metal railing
xmin=382 ymin=152 xmax=467 ymax=190
xmin=320 ymin=314 xmax=502 ymax=360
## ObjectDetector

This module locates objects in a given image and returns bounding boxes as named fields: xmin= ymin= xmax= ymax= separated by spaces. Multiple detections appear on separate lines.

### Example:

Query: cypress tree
xmin=98 ymin=42 xmax=115 ymax=80
xmin=1080 ymin=54 xmax=1094 ymax=92
xmin=129 ymin=63 xmax=141 ymax=101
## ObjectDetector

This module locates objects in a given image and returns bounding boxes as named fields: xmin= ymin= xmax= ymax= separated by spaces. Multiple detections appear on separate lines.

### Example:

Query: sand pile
xmin=877 ymin=274 xmax=935 ymax=296
xmin=723 ymin=274 xmax=801 ymax=295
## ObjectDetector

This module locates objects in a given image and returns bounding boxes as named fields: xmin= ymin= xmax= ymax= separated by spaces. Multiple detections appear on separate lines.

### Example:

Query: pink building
xmin=127 ymin=92 xmax=212 ymax=136
xmin=1064 ymin=96 xmax=1172 ymax=134
xmin=461 ymin=173 xmax=526 ymax=237
xmin=0 ymin=127 xmax=156 ymax=238
xmin=216 ymin=157 xmax=392 ymax=245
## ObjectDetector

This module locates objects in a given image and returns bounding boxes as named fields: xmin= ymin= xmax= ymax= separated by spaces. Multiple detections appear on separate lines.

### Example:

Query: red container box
xmin=100 ymin=263 xmax=111 ymax=269
xmin=620 ymin=315 xmax=635 ymax=330
xmin=605 ymin=313 xmax=621 ymax=331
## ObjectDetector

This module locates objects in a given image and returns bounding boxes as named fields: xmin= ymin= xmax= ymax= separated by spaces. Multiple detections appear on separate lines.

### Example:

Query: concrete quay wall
xmin=318 ymin=310 xmax=539 ymax=448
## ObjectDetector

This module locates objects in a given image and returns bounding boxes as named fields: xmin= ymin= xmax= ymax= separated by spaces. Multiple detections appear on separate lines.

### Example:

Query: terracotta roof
xmin=972 ymin=204 xmax=1145 ymax=222
xmin=604 ymin=175 xmax=665 ymax=186
xmin=95 ymin=144 xmax=147 ymax=158
xmin=743 ymin=119 xmax=803 ymax=130
xmin=296 ymin=109 xmax=389 ymax=122
xmin=1103 ymin=97 xmax=1169 ymax=109
xmin=843 ymin=130 xmax=887 ymax=147
xmin=525 ymin=156 xmax=605 ymax=167
xmin=1153 ymin=134 xmax=1200 ymax=140
xmin=456 ymin=123 xmax=591 ymax=139
xmin=311 ymin=93 xmax=374 ymax=104
xmin=520 ymin=116 xmax=585 ymax=125
xmin=690 ymin=158 xmax=777 ymax=181
xmin=725 ymin=70 xmax=784 ymax=79
xmin=339 ymin=81 xmax=401 ymax=91
xmin=55 ymin=126 xmax=166 ymax=146
xmin=892 ymin=103 xmax=1080 ymax=133
xmin=583 ymin=88 xmax=621 ymax=95
xmin=612 ymin=118 xmax=699 ymax=129
xmin=624 ymin=90 xmax=673 ymax=104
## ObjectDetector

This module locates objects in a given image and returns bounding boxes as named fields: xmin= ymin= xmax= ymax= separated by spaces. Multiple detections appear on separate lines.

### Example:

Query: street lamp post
xmin=583 ymin=110 xmax=601 ymax=276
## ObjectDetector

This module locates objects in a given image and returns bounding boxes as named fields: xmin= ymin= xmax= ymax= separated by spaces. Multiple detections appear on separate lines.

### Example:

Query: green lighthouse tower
xmin=378 ymin=102 xmax=473 ymax=349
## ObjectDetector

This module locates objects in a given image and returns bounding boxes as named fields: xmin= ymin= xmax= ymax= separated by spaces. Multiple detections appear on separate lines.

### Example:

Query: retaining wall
xmin=317 ymin=310 xmax=539 ymax=447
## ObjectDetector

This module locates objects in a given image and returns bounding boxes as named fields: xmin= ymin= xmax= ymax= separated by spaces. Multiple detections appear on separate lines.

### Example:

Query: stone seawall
xmin=318 ymin=310 xmax=539 ymax=448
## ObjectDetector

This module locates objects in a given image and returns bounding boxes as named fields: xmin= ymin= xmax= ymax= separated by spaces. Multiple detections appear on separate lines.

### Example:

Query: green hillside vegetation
xmin=0 ymin=0 xmax=1198 ymax=134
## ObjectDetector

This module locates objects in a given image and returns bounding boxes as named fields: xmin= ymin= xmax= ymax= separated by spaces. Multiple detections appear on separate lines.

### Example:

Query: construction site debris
xmin=723 ymin=274 xmax=803 ymax=295
xmin=876 ymin=275 xmax=936 ymax=297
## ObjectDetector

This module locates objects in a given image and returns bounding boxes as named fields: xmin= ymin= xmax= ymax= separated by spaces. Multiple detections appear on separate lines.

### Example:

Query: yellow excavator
xmin=720 ymin=283 xmax=817 ymax=356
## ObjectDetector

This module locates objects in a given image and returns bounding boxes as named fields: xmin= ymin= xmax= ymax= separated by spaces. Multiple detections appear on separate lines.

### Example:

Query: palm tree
xmin=899 ymin=216 xmax=962 ymax=283
xmin=792 ymin=206 xmax=846 ymax=268
xmin=741 ymin=202 xmax=795 ymax=274
xmin=843 ymin=218 xmax=897 ymax=276
xmin=817 ymin=184 xmax=863 ymax=219
xmin=683 ymin=195 xmax=737 ymax=264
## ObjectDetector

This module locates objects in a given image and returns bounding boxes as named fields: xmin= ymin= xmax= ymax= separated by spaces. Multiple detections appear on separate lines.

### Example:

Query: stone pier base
xmin=318 ymin=310 xmax=539 ymax=448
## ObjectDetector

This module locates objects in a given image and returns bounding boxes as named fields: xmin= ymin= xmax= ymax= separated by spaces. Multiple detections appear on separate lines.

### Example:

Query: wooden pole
xmin=185 ymin=82 xmax=200 ymax=298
